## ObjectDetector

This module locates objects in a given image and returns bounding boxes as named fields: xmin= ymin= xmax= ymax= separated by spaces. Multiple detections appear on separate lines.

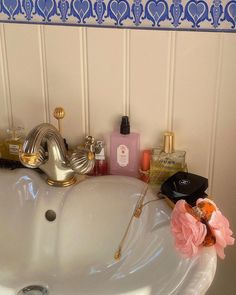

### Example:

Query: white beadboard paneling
xmin=87 ymin=28 xmax=124 ymax=140
xmin=166 ymin=32 xmax=176 ymax=131
xmin=130 ymin=30 xmax=169 ymax=149
xmin=173 ymin=31 xmax=220 ymax=177
xmin=3 ymin=24 xmax=45 ymax=132
xmin=123 ymin=29 xmax=130 ymax=116
xmin=212 ymin=34 xmax=236 ymax=217
xmin=208 ymin=34 xmax=236 ymax=295
xmin=0 ymin=24 xmax=11 ymax=131
xmin=79 ymin=28 xmax=90 ymax=135
xmin=38 ymin=26 xmax=50 ymax=123
xmin=207 ymin=35 xmax=224 ymax=193
xmin=43 ymin=26 xmax=84 ymax=147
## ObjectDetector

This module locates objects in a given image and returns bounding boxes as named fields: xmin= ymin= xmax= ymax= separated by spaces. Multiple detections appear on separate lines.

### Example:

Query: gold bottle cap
xmin=164 ymin=131 xmax=174 ymax=154
xmin=53 ymin=107 xmax=65 ymax=134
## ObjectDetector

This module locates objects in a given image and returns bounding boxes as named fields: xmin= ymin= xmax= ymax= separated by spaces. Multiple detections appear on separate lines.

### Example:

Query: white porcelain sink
xmin=0 ymin=169 xmax=216 ymax=295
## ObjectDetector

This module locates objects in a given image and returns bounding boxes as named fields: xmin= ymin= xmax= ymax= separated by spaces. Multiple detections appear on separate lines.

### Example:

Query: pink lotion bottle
xmin=109 ymin=116 xmax=140 ymax=178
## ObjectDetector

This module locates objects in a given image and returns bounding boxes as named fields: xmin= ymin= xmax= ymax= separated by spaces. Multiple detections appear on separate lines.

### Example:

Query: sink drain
xmin=17 ymin=285 xmax=48 ymax=295
xmin=45 ymin=209 xmax=56 ymax=222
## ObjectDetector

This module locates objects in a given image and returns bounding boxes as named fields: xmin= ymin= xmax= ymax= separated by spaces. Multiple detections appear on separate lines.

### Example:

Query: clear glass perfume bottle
xmin=150 ymin=132 xmax=186 ymax=186
xmin=4 ymin=126 xmax=25 ymax=161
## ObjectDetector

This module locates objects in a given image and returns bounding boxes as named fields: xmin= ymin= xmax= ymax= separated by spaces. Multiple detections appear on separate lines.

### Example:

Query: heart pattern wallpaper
xmin=0 ymin=0 xmax=235 ymax=31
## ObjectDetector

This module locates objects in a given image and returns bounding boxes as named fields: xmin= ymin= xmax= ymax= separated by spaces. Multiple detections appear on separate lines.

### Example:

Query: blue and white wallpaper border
xmin=0 ymin=0 xmax=235 ymax=32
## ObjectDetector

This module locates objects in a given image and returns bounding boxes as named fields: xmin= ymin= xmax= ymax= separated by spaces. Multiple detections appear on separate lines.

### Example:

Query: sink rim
xmin=0 ymin=169 xmax=217 ymax=295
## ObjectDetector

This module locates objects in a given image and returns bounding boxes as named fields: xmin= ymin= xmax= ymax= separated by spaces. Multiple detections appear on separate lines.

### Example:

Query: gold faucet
xmin=19 ymin=123 xmax=96 ymax=187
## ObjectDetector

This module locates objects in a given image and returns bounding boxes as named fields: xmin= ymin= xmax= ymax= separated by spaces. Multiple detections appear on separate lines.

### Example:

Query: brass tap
xmin=53 ymin=107 xmax=65 ymax=135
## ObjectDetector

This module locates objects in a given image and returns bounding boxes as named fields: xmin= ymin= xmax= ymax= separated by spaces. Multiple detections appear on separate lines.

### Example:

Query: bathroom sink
xmin=0 ymin=169 xmax=216 ymax=295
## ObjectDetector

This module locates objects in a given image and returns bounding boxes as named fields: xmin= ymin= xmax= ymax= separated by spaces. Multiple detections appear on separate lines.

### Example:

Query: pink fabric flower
xmin=196 ymin=199 xmax=235 ymax=259
xmin=209 ymin=210 xmax=235 ymax=259
xmin=171 ymin=200 xmax=207 ymax=258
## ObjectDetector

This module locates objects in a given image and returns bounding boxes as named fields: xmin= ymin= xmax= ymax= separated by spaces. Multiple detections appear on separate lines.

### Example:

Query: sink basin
xmin=0 ymin=169 xmax=216 ymax=295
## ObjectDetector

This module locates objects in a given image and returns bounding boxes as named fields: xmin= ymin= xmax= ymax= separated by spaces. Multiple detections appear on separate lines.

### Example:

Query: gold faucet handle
xmin=19 ymin=146 xmax=46 ymax=168
xmin=53 ymin=107 xmax=65 ymax=134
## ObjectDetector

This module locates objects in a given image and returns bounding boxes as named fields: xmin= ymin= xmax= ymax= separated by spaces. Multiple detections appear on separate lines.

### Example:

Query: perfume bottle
xmin=0 ymin=130 xmax=4 ymax=159
xmin=140 ymin=149 xmax=151 ymax=183
xmin=93 ymin=140 xmax=108 ymax=176
xmin=150 ymin=132 xmax=186 ymax=186
xmin=0 ymin=141 xmax=4 ymax=159
xmin=110 ymin=116 xmax=140 ymax=178
xmin=3 ymin=127 xmax=25 ymax=161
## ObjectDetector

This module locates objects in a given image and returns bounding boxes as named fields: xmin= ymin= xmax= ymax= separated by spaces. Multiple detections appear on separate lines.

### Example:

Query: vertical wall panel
xmin=212 ymin=35 xmax=236 ymax=206
xmin=130 ymin=30 xmax=170 ymax=149
xmin=3 ymin=24 xmax=45 ymax=132
xmin=0 ymin=25 xmax=10 ymax=131
xmin=207 ymin=34 xmax=236 ymax=295
xmin=87 ymin=28 xmax=124 ymax=140
xmin=44 ymin=26 xmax=84 ymax=147
xmin=173 ymin=32 xmax=220 ymax=176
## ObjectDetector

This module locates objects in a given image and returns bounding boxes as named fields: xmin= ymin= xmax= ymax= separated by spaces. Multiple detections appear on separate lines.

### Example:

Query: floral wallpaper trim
xmin=0 ymin=0 xmax=235 ymax=31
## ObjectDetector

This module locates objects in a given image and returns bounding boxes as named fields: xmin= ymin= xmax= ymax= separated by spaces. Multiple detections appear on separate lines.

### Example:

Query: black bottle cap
xmin=120 ymin=116 xmax=130 ymax=135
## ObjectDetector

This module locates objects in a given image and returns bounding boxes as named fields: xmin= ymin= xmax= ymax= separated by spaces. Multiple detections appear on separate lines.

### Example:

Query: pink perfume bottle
xmin=109 ymin=116 xmax=140 ymax=178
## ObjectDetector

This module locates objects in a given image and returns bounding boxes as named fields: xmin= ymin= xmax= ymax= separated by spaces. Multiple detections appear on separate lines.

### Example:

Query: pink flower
xmin=171 ymin=200 xmax=207 ymax=258
xmin=196 ymin=198 xmax=235 ymax=259
xmin=208 ymin=209 xmax=235 ymax=259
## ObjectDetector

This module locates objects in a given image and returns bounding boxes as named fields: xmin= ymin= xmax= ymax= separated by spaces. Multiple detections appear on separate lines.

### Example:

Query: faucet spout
xmin=20 ymin=123 xmax=76 ymax=187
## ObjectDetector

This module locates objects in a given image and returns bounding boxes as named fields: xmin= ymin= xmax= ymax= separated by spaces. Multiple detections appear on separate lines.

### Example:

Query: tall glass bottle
xmin=93 ymin=140 xmax=108 ymax=176
xmin=110 ymin=116 xmax=140 ymax=178
xmin=150 ymin=132 xmax=186 ymax=185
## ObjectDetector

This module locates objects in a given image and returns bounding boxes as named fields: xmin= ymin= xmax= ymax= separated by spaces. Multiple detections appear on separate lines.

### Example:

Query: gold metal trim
xmin=53 ymin=107 xmax=65 ymax=134
xmin=87 ymin=151 xmax=95 ymax=161
xmin=114 ymin=187 xmax=164 ymax=261
xmin=47 ymin=176 xmax=77 ymax=187
xmin=164 ymin=197 xmax=175 ymax=209
xmin=19 ymin=152 xmax=40 ymax=166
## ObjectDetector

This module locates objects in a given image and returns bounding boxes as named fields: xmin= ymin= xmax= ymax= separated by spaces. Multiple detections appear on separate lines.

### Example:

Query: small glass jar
xmin=4 ymin=126 xmax=25 ymax=161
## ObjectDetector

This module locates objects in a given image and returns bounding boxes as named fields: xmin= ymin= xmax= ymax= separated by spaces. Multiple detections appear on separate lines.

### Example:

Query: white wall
xmin=0 ymin=23 xmax=235 ymax=294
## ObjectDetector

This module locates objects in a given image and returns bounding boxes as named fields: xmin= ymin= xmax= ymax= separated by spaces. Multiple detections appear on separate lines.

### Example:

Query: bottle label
xmin=9 ymin=144 xmax=19 ymax=155
xmin=117 ymin=145 xmax=129 ymax=167
xmin=95 ymin=148 xmax=105 ymax=160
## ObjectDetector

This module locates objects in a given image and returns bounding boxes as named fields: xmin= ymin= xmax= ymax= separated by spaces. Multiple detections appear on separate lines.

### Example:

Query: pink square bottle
xmin=109 ymin=116 xmax=140 ymax=178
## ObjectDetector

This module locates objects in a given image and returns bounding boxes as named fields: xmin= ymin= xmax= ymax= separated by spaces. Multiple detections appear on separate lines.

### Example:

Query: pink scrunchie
xmin=171 ymin=198 xmax=234 ymax=259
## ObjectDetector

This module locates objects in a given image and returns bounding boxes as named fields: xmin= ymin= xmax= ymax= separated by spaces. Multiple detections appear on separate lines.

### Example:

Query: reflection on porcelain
xmin=14 ymin=175 xmax=39 ymax=201
xmin=0 ymin=169 xmax=216 ymax=295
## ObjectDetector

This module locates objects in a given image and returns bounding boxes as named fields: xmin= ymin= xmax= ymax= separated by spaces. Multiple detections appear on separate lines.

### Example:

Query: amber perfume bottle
xmin=150 ymin=132 xmax=186 ymax=186
xmin=4 ymin=127 xmax=25 ymax=161
xmin=93 ymin=140 xmax=108 ymax=176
